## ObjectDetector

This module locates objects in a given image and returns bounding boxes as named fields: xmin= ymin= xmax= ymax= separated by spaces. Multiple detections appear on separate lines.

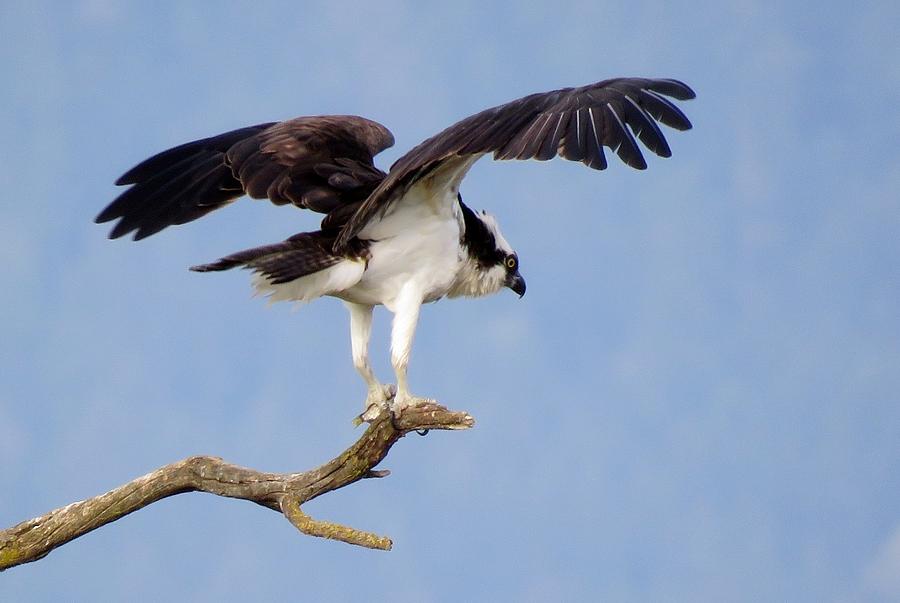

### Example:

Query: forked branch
xmin=0 ymin=403 xmax=474 ymax=571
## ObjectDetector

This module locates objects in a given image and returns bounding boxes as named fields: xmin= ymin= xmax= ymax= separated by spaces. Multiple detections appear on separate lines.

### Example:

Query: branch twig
xmin=0 ymin=402 xmax=474 ymax=571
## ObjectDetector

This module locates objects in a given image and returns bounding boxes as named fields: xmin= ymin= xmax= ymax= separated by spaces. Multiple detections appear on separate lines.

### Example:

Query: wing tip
xmin=673 ymin=116 xmax=694 ymax=131
xmin=100 ymin=218 xmax=163 ymax=241
xmin=95 ymin=198 xmax=124 ymax=224
xmin=655 ymin=78 xmax=697 ymax=101
xmin=108 ymin=221 xmax=132 ymax=240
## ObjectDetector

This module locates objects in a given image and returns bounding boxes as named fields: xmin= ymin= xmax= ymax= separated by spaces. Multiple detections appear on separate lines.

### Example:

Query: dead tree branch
xmin=0 ymin=403 xmax=474 ymax=571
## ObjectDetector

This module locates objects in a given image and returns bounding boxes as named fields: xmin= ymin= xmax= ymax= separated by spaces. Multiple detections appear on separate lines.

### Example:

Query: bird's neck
xmin=447 ymin=254 xmax=506 ymax=299
xmin=444 ymin=199 xmax=507 ymax=298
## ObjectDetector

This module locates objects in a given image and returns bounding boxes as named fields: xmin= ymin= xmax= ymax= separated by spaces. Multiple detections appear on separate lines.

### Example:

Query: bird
xmin=96 ymin=77 xmax=695 ymax=420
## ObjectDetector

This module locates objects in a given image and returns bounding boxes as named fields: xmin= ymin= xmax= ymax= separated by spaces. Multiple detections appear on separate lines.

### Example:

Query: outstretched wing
xmin=336 ymin=77 xmax=694 ymax=250
xmin=96 ymin=115 xmax=394 ymax=240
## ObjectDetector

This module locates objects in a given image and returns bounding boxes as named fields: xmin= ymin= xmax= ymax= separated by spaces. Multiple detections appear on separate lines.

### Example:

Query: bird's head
xmin=452 ymin=200 xmax=526 ymax=299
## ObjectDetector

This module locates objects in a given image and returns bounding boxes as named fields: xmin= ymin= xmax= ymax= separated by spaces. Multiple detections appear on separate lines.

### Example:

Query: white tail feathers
xmin=252 ymin=259 xmax=366 ymax=304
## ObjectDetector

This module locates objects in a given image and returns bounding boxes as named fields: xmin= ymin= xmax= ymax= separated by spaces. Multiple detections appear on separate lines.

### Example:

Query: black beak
xmin=506 ymin=272 xmax=526 ymax=298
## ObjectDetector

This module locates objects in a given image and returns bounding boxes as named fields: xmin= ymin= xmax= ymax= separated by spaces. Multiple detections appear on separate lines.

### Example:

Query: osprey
xmin=97 ymin=77 xmax=695 ymax=419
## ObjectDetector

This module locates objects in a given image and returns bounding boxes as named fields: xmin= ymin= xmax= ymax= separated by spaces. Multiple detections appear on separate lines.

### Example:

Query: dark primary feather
xmin=99 ymin=76 xmax=694 ymax=253
xmin=335 ymin=77 xmax=695 ymax=250
xmin=97 ymin=116 xmax=394 ymax=240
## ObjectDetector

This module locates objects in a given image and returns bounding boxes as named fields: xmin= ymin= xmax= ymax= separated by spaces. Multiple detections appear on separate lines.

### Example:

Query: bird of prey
xmin=97 ymin=77 xmax=695 ymax=419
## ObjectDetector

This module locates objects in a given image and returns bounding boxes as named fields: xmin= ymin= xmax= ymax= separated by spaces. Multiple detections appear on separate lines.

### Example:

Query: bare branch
xmin=282 ymin=493 xmax=393 ymax=551
xmin=0 ymin=402 xmax=474 ymax=571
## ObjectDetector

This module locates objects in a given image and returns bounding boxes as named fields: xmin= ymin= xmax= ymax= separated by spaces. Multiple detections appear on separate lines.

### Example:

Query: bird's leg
xmin=390 ymin=286 xmax=435 ymax=413
xmin=345 ymin=302 xmax=395 ymax=421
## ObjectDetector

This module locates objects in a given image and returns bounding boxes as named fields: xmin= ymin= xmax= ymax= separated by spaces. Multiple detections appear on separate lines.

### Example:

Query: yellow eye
xmin=505 ymin=256 xmax=517 ymax=269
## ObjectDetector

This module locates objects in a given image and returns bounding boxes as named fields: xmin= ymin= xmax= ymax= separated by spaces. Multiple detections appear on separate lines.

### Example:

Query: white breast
xmin=253 ymin=159 xmax=475 ymax=311
xmin=340 ymin=174 xmax=466 ymax=311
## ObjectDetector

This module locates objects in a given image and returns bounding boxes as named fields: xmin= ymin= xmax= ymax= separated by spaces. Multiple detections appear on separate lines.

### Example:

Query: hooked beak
xmin=506 ymin=271 xmax=527 ymax=298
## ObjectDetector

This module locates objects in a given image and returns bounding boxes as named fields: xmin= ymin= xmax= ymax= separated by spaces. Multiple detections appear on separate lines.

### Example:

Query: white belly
xmin=337 ymin=179 xmax=465 ymax=311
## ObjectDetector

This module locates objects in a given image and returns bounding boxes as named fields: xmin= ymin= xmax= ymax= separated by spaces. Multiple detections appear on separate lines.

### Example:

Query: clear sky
xmin=2 ymin=1 xmax=898 ymax=601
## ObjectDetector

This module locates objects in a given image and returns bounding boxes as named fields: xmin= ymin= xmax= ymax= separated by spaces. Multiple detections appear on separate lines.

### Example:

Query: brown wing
xmin=335 ymin=77 xmax=694 ymax=250
xmin=96 ymin=115 xmax=394 ymax=240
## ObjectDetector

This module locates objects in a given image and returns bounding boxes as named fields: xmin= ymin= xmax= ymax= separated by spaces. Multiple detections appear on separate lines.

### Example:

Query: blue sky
xmin=1 ymin=1 xmax=899 ymax=601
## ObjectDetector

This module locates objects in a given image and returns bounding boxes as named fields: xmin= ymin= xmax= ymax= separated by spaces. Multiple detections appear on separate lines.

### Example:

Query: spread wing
xmin=335 ymin=77 xmax=694 ymax=250
xmin=96 ymin=115 xmax=394 ymax=240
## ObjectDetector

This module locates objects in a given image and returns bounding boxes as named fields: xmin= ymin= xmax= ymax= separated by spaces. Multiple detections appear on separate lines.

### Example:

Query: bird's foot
xmin=390 ymin=392 xmax=438 ymax=417
xmin=354 ymin=383 xmax=397 ymax=425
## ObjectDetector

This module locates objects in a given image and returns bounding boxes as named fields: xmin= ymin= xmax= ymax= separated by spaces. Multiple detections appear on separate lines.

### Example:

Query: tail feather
xmin=190 ymin=231 xmax=364 ymax=285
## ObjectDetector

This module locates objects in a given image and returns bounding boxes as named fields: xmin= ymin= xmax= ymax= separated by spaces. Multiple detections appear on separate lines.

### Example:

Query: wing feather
xmin=537 ymin=112 xmax=567 ymax=161
xmin=623 ymin=95 xmax=670 ymax=158
xmin=98 ymin=116 xmax=394 ymax=240
xmin=639 ymin=89 xmax=693 ymax=131
xmin=517 ymin=113 xmax=555 ymax=160
xmin=586 ymin=107 xmax=608 ymax=170
xmin=605 ymin=102 xmax=646 ymax=169
xmin=336 ymin=77 xmax=695 ymax=250
xmin=559 ymin=110 xmax=584 ymax=162
xmin=101 ymin=77 xmax=694 ymax=250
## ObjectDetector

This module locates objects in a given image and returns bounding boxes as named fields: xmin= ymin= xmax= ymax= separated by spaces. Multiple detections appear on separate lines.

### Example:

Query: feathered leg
xmin=390 ymin=285 xmax=434 ymax=412
xmin=345 ymin=302 xmax=395 ymax=419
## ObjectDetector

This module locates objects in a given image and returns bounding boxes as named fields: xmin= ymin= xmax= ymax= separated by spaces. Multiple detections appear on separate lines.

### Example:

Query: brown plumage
xmin=97 ymin=77 xmax=694 ymax=258
xmin=96 ymin=116 xmax=393 ymax=240
xmin=335 ymin=78 xmax=694 ymax=249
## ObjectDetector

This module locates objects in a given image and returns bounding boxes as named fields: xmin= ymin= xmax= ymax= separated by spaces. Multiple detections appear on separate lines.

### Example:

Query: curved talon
xmin=355 ymin=383 xmax=397 ymax=425
xmin=415 ymin=429 xmax=430 ymax=436
xmin=380 ymin=383 xmax=397 ymax=401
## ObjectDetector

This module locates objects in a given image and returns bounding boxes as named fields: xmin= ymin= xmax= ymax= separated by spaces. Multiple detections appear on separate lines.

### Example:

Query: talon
xmin=355 ymin=383 xmax=397 ymax=425
xmin=415 ymin=429 xmax=429 ymax=436
xmin=391 ymin=394 xmax=437 ymax=414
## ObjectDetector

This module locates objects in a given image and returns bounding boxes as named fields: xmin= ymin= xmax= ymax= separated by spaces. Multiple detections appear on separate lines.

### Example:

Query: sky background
xmin=1 ymin=1 xmax=899 ymax=601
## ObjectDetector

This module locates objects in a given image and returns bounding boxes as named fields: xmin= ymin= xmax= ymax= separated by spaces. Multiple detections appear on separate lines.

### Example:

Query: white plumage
xmin=253 ymin=165 xmax=516 ymax=415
